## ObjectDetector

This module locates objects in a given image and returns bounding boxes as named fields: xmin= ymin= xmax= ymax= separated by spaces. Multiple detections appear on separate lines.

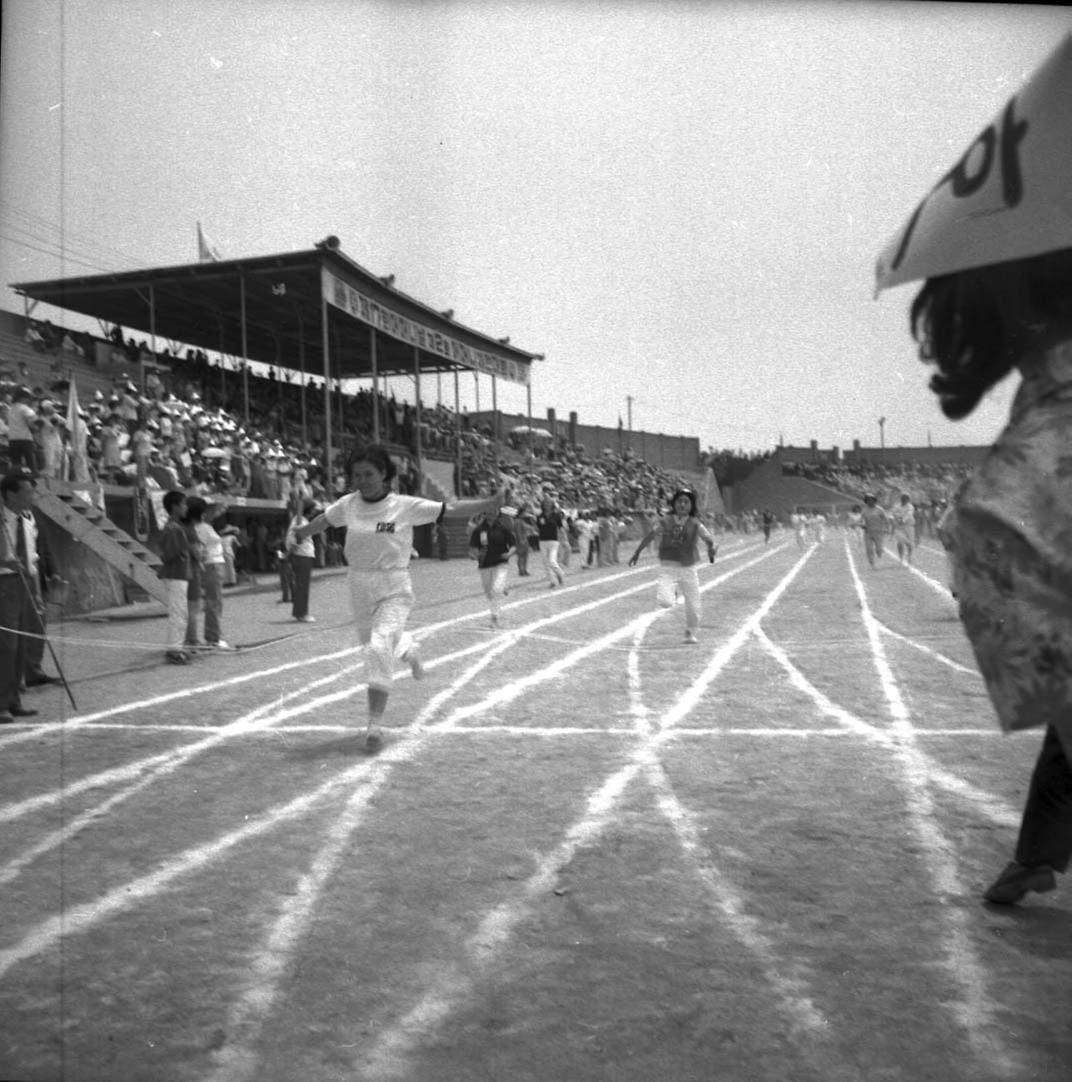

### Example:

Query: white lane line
xmin=0 ymin=645 xmax=363 ymax=747
xmin=28 ymin=723 xmax=1010 ymax=738
xmin=354 ymin=549 xmax=816 ymax=1081
xmin=428 ymin=544 xmax=787 ymax=730
xmin=0 ymin=549 xmax=712 ymax=747
xmin=876 ymin=620 xmax=979 ymax=676
xmin=646 ymin=765 xmax=832 ymax=1039
xmin=845 ymin=538 xmax=1022 ymax=1076
xmin=201 ymin=635 xmax=517 ymax=1082
xmin=203 ymin=546 xmax=790 ymax=1081
xmin=906 ymin=560 xmax=957 ymax=599
xmin=0 ymin=559 xmax=694 ymax=827
xmin=0 ymin=662 xmax=361 ymax=826
xmin=0 ymin=545 xmax=783 ymax=981
xmin=752 ymin=628 xmax=1019 ymax=829
xmin=624 ymin=597 xmax=833 ymax=1049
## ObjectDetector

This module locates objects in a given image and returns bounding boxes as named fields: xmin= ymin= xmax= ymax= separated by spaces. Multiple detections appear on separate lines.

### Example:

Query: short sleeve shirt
xmin=324 ymin=491 xmax=443 ymax=571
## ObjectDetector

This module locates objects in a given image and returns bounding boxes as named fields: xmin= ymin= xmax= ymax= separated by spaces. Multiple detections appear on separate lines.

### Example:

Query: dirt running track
xmin=1 ymin=531 xmax=1070 ymax=1082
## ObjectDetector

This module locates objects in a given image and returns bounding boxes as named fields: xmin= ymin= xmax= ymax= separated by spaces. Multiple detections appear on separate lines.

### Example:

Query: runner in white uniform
xmin=296 ymin=445 xmax=489 ymax=750
xmin=890 ymin=492 xmax=916 ymax=565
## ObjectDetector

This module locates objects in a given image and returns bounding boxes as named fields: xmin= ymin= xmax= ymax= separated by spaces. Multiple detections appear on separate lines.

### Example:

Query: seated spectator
xmin=61 ymin=331 xmax=85 ymax=358
xmin=25 ymin=321 xmax=51 ymax=353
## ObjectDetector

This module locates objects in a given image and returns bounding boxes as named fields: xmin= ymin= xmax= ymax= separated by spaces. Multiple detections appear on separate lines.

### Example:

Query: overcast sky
xmin=2 ymin=0 xmax=1070 ymax=454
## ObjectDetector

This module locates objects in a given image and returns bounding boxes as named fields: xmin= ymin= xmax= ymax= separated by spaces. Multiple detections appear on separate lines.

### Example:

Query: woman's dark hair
xmin=910 ymin=247 xmax=1072 ymax=420
xmin=184 ymin=496 xmax=207 ymax=522
xmin=346 ymin=443 xmax=397 ymax=483
xmin=668 ymin=489 xmax=698 ymax=517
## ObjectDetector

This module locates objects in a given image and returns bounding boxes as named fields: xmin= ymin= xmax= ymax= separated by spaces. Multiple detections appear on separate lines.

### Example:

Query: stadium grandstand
xmin=2 ymin=240 xmax=987 ymax=615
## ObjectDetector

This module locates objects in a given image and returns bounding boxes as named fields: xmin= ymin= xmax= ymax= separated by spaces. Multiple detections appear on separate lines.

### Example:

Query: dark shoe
xmin=0 ymin=712 xmax=14 ymax=724
xmin=26 ymin=674 xmax=62 ymax=687
xmin=166 ymin=651 xmax=190 ymax=665
xmin=10 ymin=706 xmax=38 ymax=718
xmin=983 ymin=861 xmax=1057 ymax=904
xmin=364 ymin=728 xmax=383 ymax=753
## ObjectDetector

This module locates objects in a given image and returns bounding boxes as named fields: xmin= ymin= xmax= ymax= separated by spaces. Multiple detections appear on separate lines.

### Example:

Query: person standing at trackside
xmin=218 ymin=525 xmax=240 ymax=586
xmin=182 ymin=501 xmax=206 ymax=654
xmin=291 ymin=445 xmax=446 ymax=752
xmin=0 ymin=471 xmax=62 ymax=689
xmin=0 ymin=471 xmax=44 ymax=722
xmin=628 ymin=488 xmax=717 ymax=644
xmin=470 ymin=505 xmax=517 ymax=628
xmin=876 ymin=35 xmax=1072 ymax=905
xmin=158 ymin=490 xmax=192 ymax=665
xmin=187 ymin=497 xmax=232 ymax=650
xmin=535 ymin=495 xmax=566 ymax=589
xmin=514 ymin=505 xmax=536 ymax=577
xmin=761 ymin=508 xmax=775 ymax=544
xmin=890 ymin=492 xmax=916 ymax=566
xmin=286 ymin=499 xmax=318 ymax=623
xmin=913 ymin=245 xmax=1072 ymax=904
xmin=791 ymin=510 xmax=807 ymax=549
xmin=859 ymin=494 xmax=890 ymax=569
xmin=846 ymin=504 xmax=865 ymax=550
xmin=6 ymin=389 xmax=38 ymax=473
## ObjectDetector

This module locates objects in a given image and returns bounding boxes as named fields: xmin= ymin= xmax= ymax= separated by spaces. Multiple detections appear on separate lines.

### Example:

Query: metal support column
xmin=240 ymin=273 xmax=249 ymax=423
xmin=413 ymin=346 xmax=423 ymax=490
xmin=454 ymin=368 xmax=462 ymax=497
xmin=321 ymin=293 xmax=333 ymax=493
xmin=370 ymin=325 xmax=380 ymax=443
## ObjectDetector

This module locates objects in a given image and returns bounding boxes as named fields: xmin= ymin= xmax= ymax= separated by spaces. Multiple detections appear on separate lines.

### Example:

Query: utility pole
xmin=878 ymin=416 xmax=886 ymax=450
xmin=626 ymin=395 xmax=634 ymax=444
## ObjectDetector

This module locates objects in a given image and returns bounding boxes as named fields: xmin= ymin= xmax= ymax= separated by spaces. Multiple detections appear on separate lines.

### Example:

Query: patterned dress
xmin=943 ymin=340 xmax=1072 ymax=740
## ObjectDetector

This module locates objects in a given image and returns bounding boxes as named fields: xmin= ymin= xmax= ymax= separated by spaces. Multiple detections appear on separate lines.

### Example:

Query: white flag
xmin=66 ymin=377 xmax=90 ymax=482
xmin=197 ymin=221 xmax=222 ymax=262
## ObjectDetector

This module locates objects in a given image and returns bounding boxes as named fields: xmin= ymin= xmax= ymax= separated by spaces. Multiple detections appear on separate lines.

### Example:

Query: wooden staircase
xmin=34 ymin=487 xmax=169 ymax=605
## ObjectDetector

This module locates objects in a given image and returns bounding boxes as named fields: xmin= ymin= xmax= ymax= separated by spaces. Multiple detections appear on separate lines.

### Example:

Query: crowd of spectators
xmin=781 ymin=456 xmax=974 ymax=508
xmin=9 ymin=317 xmax=980 ymax=563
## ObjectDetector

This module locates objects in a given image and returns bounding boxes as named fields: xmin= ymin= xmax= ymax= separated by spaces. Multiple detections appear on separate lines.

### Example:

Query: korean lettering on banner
xmin=889 ymin=97 xmax=1029 ymax=274
xmin=324 ymin=270 xmax=529 ymax=385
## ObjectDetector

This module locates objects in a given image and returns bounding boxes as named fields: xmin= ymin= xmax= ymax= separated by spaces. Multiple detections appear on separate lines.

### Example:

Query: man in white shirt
xmin=285 ymin=500 xmax=318 ymax=622
xmin=7 ymin=389 xmax=38 ymax=472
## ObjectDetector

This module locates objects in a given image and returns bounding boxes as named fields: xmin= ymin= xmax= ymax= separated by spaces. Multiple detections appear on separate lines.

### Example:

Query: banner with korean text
xmin=322 ymin=268 xmax=530 ymax=385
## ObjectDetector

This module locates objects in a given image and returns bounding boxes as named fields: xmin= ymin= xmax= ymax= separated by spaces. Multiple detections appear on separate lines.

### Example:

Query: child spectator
xmin=158 ymin=490 xmax=192 ymax=664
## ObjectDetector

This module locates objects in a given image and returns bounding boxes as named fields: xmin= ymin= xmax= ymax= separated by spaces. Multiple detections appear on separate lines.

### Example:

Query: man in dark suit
xmin=0 ymin=471 xmax=44 ymax=722
xmin=19 ymin=480 xmax=63 ymax=689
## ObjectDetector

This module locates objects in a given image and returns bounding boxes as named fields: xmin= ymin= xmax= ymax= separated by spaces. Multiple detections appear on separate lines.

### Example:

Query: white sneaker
xmin=406 ymin=646 xmax=425 ymax=680
xmin=211 ymin=641 xmax=235 ymax=651
xmin=296 ymin=615 xmax=316 ymax=623
xmin=684 ymin=630 xmax=698 ymax=643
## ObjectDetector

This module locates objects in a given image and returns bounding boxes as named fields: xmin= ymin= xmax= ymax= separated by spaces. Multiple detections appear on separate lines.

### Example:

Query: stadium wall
xmin=724 ymin=455 xmax=857 ymax=518
xmin=467 ymin=409 xmax=701 ymax=473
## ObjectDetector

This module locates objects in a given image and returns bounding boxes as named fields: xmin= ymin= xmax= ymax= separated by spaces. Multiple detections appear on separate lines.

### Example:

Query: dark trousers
xmin=291 ymin=555 xmax=314 ymax=618
xmin=23 ymin=576 xmax=47 ymax=679
xmin=279 ymin=557 xmax=294 ymax=602
xmin=1014 ymin=725 xmax=1072 ymax=873
xmin=0 ymin=575 xmax=30 ymax=710
xmin=8 ymin=440 xmax=36 ymax=472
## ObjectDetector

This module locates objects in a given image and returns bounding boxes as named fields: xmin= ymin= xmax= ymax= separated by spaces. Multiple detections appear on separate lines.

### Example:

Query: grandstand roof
xmin=11 ymin=244 xmax=541 ymax=385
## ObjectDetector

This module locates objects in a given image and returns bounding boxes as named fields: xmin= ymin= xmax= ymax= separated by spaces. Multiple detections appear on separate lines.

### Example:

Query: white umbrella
xmin=510 ymin=425 xmax=554 ymax=439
